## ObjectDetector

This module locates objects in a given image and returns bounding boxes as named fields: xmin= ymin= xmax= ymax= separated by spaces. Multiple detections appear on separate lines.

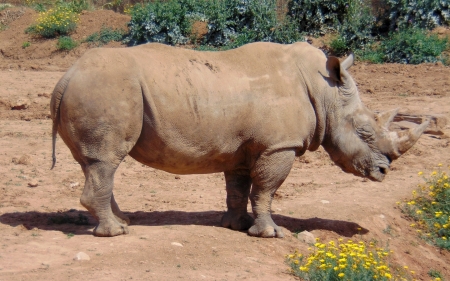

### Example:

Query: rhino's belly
xmin=128 ymin=135 xmax=247 ymax=175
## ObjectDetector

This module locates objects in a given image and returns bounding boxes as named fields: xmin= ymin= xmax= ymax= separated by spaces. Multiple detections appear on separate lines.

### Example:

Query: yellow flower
xmin=338 ymin=273 xmax=345 ymax=278
xmin=418 ymin=171 xmax=423 ymax=176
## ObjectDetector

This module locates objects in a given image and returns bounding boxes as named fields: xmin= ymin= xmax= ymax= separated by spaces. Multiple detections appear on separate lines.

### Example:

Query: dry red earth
xmin=1 ymin=7 xmax=450 ymax=281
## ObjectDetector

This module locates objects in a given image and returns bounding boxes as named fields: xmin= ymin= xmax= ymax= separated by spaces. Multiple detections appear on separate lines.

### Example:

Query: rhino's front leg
xmin=221 ymin=170 xmax=254 ymax=230
xmin=248 ymin=149 xmax=295 ymax=238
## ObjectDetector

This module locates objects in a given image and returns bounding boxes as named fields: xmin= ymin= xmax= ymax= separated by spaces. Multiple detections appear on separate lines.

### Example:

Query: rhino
xmin=50 ymin=42 xmax=428 ymax=238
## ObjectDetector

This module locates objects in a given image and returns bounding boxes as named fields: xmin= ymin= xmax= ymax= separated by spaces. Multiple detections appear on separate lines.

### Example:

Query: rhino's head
xmin=321 ymin=54 xmax=429 ymax=182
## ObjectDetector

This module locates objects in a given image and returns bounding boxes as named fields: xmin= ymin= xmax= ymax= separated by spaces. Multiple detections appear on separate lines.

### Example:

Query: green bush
xmin=386 ymin=0 xmax=450 ymax=30
xmin=380 ymin=28 xmax=447 ymax=64
xmin=26 ymin=5 xmax=79 ymax=38
xmin=124 ymin=0 xmax=303 ymax=48
xmin=85 ymin=26 xmax=125 ymax=46
xmin=0 ymin=3 xmax=13 ymax=12
xmin=288 ymin=0 xmax=350 ymax=36
xmin=57 ymin=36 xmax=78 ymax=50
xmin=330 ymin=0 xmax=375 ymax=56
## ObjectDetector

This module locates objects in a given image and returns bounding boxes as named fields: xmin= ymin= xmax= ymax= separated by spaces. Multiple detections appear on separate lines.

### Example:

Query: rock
xmin=12 ymin=154 xmax=32 ymax=165
xmin=171 ymin=242 xmax=183 ymax=247
xmin=69 ymin=182 xmax=79 ymax=188
xmin=37 ymin=93 xmax=51 ymax=98
xmin=175 ymin=175 xmax=181 ymax=179
xmin=28 ymin=181 xmax=38 ymax=187
xmin=297 ymin=231 xmax=316 ymax=244
xmin=73 ymin=252 xmax=90 ymax=261
xmin=10 ymin=98 xmax=29 ymax=110
xmin=320 ymin=200 xmax=330 ymax=204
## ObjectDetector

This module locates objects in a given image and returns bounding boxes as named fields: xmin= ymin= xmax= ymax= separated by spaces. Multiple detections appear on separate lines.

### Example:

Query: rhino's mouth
xmin=368 ymin=164 xmax=389 ymax=182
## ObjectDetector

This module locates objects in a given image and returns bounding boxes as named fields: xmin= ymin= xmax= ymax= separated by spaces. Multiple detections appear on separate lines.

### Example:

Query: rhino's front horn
xmin=390 ymin=119 xmax=430 ymax=158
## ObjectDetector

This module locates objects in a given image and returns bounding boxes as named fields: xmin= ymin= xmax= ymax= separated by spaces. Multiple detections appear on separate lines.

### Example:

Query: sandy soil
xmin=1 ymin=7 xmax=450 ymax=281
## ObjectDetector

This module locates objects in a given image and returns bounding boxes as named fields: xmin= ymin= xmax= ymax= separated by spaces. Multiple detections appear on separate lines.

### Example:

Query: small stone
xmin=28 ymin=181 xmax=38 ymax=188
xmin=73 ymin=252 xmax=90 ymax=261
xmin=11 ymin=98 xmax=29 ymax=110
xmin=12 ymin=154 xmax=32 ymax=165
xmin=297 ymin=231 xmax=316 ymax=244
xmin=175 ymin=176 xmax=181 ymax=179
xmin=69 ymin=182 xmax=79 ymax=188
xmin=320 ymin=200 xmax=330 ymax=204
xmin=171 ymin=242 xmax=183 ymax=247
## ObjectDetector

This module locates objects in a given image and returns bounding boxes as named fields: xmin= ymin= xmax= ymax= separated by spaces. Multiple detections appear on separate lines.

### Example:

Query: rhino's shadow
xmin=0 ymin=210 xmax=368 ymax=237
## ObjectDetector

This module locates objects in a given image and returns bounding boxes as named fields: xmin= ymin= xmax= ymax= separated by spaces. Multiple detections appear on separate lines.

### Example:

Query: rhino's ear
xmin=341 ymin=53 xmax=355 ymax=70
xmin=326 ymin=56 xmax=341 ymax=83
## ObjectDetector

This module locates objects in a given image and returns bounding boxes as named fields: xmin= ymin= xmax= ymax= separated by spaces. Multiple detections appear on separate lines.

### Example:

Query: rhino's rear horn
xmin=376 ymin=108 xmax=399 ymax=129
xmin=393 ymin=119 xmax=430 ymax=156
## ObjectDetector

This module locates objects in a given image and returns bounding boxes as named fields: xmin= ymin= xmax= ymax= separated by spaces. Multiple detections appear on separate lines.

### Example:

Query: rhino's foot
xmin=248 ymin=217 xmax=284 ymax=238
xmin=93 ymin=219 xmax=129 ymax=237
xmin=221 ymin=211 xmax=254 ymax=230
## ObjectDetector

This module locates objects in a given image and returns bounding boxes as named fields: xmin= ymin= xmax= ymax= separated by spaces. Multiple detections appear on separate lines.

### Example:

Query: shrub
xmin=26 ymin=5 xmax=79 ymax=38
xmin=402 ymin=164 xmax=450 ymax=250
xmin=286 ymin=238 xmax=413 ymax=280
xmin=329 ymin=0 xmax=376 ymax=56
xmin=57 ymin=36 xmax=78 ymax=50
xmin=124 ymin=0 xmax=195 ymax=46
xmin=288 ymin=0 xmax=351 ymax=36
xmin=386 ymin=0 xmax=450 ymax=30
xmin=380 ymin=28 xmax=448 ymax=64
xmin=22 ymin=41 xmax=31 ymax=48
xmin=124 ymin=0 xmax=303 ymax=48
xmin=85 ymin=26 xmax=125 ymax=46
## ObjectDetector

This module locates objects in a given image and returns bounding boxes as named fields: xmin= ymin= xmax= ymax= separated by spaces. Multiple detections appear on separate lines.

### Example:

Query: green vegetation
xmin=26 ymin=5 xmax=79 ymax=38
xmin=84 ymin=26 xmax=125 ymax=46
xmin=402 ymin=165 xmax=450 ymax=250
xmin=22 ymin=41 xmax=31 ymax=48
xmin=56 ymin=35 xmax=78 ymax=50
xmin=0 ymin=3 xmax=14 ymax=12
xmin=13 ymin=0 xmax=450 ymax=62
xmin=286 ymin=238 xmax=414 ymax=280
xmin=124 ymin=0 xmax=302 ymax=48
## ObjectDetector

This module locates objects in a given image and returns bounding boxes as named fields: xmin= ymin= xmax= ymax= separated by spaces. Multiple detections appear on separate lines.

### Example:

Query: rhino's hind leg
xmin=248 ymin=149 xmax=295 ymax=238
xmin=221 ymin=170 xmax=254 ymax=230
xmin=81 ymin=162 xmax=129 ymax=237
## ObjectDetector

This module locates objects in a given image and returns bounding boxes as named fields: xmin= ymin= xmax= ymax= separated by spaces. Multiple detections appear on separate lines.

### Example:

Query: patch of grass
xmin=84 ymin=26 xmax=124 ymax=46
xmin=401 ymin=164 xmax=450 ymax=250
xmin=22 ymin=41 xmax=31 ymax=49
xmin=56 ymin=36 xmax=77 ymax=50
xmin=286 ymin=238 xmax=414 ymax=280
xmin=67 ymin=232 xmax=75 ymax=238
xmin=428 ymin=269 xmax=444 ymax=280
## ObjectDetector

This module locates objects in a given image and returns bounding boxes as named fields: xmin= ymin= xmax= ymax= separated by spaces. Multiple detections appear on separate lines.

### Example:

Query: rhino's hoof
xmin=248 ymin=222 xmax=284 ymax=238
xmin=93 ymin=220 xmax=129 ymax=237
xmin=221 ymin=212 xmax=254 ymax=230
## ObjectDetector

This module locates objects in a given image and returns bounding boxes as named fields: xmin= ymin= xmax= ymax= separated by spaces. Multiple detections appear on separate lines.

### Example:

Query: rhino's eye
xmin=356 ymin=124 xmax=375 ymax=142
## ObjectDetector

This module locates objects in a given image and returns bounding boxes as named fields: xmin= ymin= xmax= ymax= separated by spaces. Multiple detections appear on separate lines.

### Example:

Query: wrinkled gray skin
xmin=50 ymin=42 xmax=429 ymax=237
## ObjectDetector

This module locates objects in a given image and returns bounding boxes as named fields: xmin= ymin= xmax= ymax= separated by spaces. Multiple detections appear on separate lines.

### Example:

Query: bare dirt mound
xmin=0 ymin=7 xmax=130 ymax=71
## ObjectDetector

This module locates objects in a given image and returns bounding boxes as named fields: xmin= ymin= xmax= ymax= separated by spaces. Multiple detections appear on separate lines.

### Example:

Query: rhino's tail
xmin=50 ymin=72 xmax=71 ymax=170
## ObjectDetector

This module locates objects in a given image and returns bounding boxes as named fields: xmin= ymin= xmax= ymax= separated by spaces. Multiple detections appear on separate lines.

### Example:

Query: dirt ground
xmin=1 ymin=7 xmax=450 ymax=281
